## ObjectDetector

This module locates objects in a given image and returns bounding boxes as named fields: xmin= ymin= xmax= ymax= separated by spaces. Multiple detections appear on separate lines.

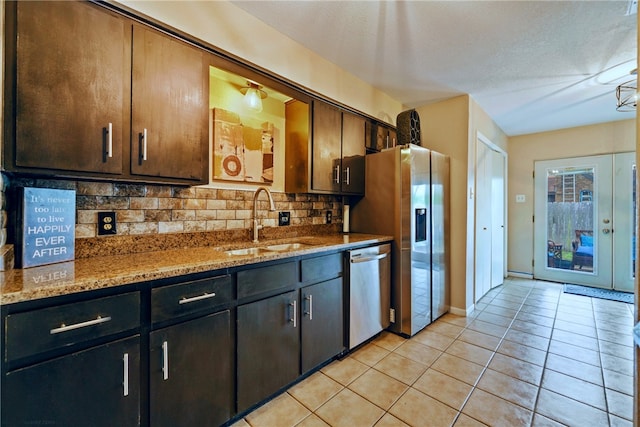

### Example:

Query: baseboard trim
xmin=507 ymin=271 xmax=534 ymax=279
xmin=449 ymin=305 xmax=474 ymax=317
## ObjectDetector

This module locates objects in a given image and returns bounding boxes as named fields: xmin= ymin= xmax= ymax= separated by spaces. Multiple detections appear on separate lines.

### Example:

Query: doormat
xmin=563 ymin=284 xmax=634 ymax=304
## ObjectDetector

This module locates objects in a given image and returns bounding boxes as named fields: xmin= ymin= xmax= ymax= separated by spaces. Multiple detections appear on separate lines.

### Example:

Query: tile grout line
xmin=528 ymin=279 xmax=563 ymax=426
xmin=447 ymin=282 xmax=534 ymax=426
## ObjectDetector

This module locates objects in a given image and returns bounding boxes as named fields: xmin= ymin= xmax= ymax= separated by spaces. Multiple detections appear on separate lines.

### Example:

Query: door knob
xmin=603 ymin=219 xmax=610 ymax=224
xmin=602 ymin=228 xmax=611 ymax=234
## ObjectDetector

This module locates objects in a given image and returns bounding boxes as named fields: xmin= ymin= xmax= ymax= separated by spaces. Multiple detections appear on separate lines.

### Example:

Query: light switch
xmin=515 ymin=194 xmax=526 ymax=203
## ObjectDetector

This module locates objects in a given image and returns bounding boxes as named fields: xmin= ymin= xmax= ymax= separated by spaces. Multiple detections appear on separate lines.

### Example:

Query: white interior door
xmin=491 ymin=149 xmax=506 ymax=288
xmin=612 ymin=152 xmax=636 ymax=292
xmin=534 ymin=154 xmax=635 ymax=290
xmin=475 ymin=141 xmax=492 ymax=301
xmin=475 ymin=135 xmax=507 ymax=303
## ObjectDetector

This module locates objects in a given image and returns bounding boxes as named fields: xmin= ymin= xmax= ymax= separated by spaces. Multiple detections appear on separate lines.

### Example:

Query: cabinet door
xmin=2 ymin=336 xmax=140 ymax=427
xmin=14 ymin=1 xmax=128 ymax=174
xmin=301 ymin=278 xmax=344 ymax=373
xmin=131 ymin=26 xmax=208 ymax=182
xmin=376 ymin=125 xmax=397 ymax=151
xmin=312 ymin=101 xmax=342 ymax=193
xmin=150 ymin=311 xmax=232 ymax=427
xmin=389 ymin=129 xmax=397 ymax=148
xmin=341 ymin=112 xmax=366 ymax=195
xmin=237 ymin=290 xmax=299 ymax=412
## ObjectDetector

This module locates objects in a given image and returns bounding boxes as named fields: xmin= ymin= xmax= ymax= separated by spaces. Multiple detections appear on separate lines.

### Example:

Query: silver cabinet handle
xmin=50 ymin=315 xmax=112 ymax=334
xmin=140 ymin=128 xmax=148 ymax=161
xmin=334 ymin=165 xmax=340 ymax=184
xmin=350 ymin=253 xmax=389 ymax=264
xmin=162 ymin=341 xmax=169 ymax=380
xmin=179 ymin=292 xmax=216 ymax=305
xmin=344 ymin=167 xmax=350 ymax=185
xmin=289 ymin=300 xmax=297 ymax=328
xmin=107 ymin=122 xmax=113 ymax=158
xmin=305 ymin=295 xmax=313 ymax=320
xmin=123 ymin=353 xmax=129 ymax=397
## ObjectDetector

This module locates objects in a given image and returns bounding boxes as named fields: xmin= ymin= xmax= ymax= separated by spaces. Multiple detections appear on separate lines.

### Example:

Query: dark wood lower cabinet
xmin=301 ymin=278 xmax=344 ymax=373
xmin=237 ymin=290 xmax=299 ymax=412
xmin=1 ymin=250 xmax=353 ymax=426
xmin=2 ymin=336 xmax=140 ymax=427
xmin=149 ymin=310 xmax=232 ymax=427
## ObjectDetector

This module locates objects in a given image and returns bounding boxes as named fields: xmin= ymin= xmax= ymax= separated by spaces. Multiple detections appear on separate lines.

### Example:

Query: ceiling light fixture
xmin=616 ymin=69 xmax=637 ymax=112
xmin=240 ymin=81 xmax=267 ymax=113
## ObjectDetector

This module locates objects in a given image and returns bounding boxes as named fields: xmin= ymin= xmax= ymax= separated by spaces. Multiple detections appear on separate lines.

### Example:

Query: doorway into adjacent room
xmin=533 ymin=153 xmax=636 ymax=292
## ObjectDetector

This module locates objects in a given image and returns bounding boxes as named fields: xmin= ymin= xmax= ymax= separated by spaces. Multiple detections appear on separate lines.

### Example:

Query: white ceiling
xmin=231 ymin=0 xmax=637 ymax=136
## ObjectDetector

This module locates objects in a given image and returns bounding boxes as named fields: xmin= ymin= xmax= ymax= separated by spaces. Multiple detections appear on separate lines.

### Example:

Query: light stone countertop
xmin=0 ymin=233 xmax=392 ymax=305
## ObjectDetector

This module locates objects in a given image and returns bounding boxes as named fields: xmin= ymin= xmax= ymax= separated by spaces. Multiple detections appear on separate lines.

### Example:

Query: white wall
xmin=116 ymin=1 xmax=403 ymax=125
xmin=418 ymin=95 xmax=509 ymax=314
xmin=507 ymin=119 xmax=636 ymax=276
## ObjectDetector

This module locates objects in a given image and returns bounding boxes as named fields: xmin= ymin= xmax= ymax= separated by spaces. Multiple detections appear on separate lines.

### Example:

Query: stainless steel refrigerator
xmin=351 ymin=144 xmax=449 ymax=337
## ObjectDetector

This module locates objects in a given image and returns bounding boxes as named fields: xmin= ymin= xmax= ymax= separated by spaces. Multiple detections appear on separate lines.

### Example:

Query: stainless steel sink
xmin=264 ymin=242 xmax=314 ymax=252
xmin=224 ymin=247 xmax=272 ymax=256
xmin=223 ymin=241 xmax=316 ymax=256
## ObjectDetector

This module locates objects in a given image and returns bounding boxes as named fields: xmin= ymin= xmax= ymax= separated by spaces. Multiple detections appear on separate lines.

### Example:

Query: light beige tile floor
xmin=233 ymin=278 xmax=635 ymax=427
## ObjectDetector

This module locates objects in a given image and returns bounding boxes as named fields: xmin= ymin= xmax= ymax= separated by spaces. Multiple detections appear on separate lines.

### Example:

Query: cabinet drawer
xmin=5 ymin=292 xmax=140 ymax=362
xmin=301 ymin=253 xmax=342 ymax=283
xmin=237 ymin=261 xmax=297 ymax=299
xmin=151 ymin=274 xmax=233 ymax=324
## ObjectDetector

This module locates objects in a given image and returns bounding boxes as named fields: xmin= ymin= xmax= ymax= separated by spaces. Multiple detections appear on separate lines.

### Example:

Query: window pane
xmin=546 ymin=167 xmax=594 ymax=273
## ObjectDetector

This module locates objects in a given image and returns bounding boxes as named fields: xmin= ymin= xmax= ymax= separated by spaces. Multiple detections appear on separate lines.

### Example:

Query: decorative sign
xmin=21 ymin=188 xmax=75 ymax=268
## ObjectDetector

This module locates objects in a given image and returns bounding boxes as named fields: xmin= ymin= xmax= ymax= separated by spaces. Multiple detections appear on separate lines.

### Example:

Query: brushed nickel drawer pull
xmin=50 ymin=315 xmax=112 ymax=334
xmin=162 ymin=341 xmax=169 ymax=380
xmin=305 ymin=295 xmax=313 ymax=320
xmin=123 ymin=353 xmax=129 ymax=396
xmin=178 ymin=292 xmax=216 ymax=305
xmin=141 ymin=128 xmax=148 ymax=161
xmin=106 ymin=122 xmax=113 ymax=158
xmin=289 ymin=300 xmax=297 ymax=328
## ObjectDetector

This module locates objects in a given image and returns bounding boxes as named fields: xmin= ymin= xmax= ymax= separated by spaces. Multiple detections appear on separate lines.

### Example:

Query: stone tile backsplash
xmin=7 ymin=176 xmax=343 ymax=240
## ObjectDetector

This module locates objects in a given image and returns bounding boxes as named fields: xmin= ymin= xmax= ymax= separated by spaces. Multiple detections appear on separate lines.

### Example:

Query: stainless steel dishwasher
xmin=347 ymin=243 xmax=391 ymax=349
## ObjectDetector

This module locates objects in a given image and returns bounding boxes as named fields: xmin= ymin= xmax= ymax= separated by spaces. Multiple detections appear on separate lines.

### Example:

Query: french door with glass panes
xmin=533 ymin=153 xmax=635 ymax=291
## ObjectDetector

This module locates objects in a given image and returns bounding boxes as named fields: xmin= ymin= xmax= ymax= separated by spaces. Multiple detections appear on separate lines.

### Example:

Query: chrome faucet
xmin=252 ymin=186 xmax=276 ymax=243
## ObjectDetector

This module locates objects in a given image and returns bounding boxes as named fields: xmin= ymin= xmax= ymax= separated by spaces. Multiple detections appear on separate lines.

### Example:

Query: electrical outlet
xmin=97 ymin=211 xmax=117 ymax=236
xmin=278 ymin=211 xmax=290 ymax=226
xmin=326 ymin=211 xmax=332 ymax=224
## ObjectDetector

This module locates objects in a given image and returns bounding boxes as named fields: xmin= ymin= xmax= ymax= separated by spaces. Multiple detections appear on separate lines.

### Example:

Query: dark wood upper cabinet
xmin=131 ymin=26 xmax=208 ymax=182
xmin=285 ymin=99 xmax=366 ymax=195
xmin=340 ymin=111 xmax=366 ymax=195
xmin=312 ymin=101 xmax=343 ymax=193
xmin=13 ymin=0 xmax=129 ymax=175
xmin=5 ymin=1 xmax=208 ymax=185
